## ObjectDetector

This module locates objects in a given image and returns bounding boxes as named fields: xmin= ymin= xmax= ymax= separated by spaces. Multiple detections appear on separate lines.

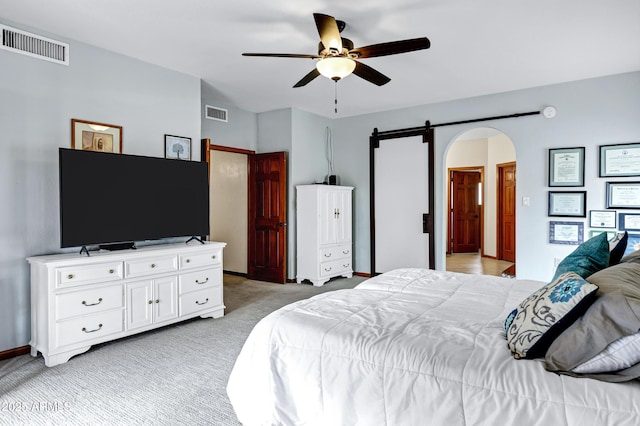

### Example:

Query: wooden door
xmin=451 ymin=170 xmax=481 ymax=253
xmin=498 ymin=162 xmax=516 ymax=262
xmin=248 ymin=152 xmax=287 ymax=283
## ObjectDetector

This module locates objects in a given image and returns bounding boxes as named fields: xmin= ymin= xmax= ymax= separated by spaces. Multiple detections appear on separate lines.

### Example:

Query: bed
xmin=227 ymin=268 xmax=640 ymax=425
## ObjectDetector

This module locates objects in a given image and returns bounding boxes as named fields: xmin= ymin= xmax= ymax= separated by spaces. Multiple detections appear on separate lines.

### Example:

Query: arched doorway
xmin=445 ymin=127 xmax=516 ymax=276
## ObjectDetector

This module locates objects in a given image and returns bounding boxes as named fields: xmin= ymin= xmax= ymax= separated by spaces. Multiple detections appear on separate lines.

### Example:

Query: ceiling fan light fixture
xmin=316 ymin=57 xmax=356 ymax=81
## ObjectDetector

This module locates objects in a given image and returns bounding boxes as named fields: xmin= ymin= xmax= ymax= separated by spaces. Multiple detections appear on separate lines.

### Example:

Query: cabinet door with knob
xmin=126 ymin=276 xmax=178 ymax=330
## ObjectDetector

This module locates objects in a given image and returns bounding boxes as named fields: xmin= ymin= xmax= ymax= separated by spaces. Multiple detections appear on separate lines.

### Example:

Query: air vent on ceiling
xmin=205 ymin=105 xmax=228 ymax=122
xmin=1 ymin=24 xmax=69 ymax=65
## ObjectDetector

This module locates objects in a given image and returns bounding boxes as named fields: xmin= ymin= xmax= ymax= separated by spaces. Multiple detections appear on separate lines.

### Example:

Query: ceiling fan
xmin=242 ymin=13 xmax=431 ymax=88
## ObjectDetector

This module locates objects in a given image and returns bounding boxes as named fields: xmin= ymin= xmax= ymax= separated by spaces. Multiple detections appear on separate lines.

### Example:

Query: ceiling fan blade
xmin=313 ymin=13 xmax=343 ymax=52
xmin=350 ymin=37 xmax=431 ymax=58
xmin=293 ymin=68 xmax=321 ymax=88
xmin=352 ymin=61 xmax=391 ymax=86
xmin=242 ymin=53 xmax=320 ymax=59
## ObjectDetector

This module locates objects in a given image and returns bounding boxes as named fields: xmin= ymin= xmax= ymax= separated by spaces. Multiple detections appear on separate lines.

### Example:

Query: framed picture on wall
xmin=548 ymin=191 xmax=586 ymax=217
xmin=549 ymin=221 xmax=584 ymax=245
xmin=599 ymin=142 xmax=640 ymax=177
xmin=619 ymin=213 xmax=640 ymax=232
xmin=164 ymin=134 xmax=191 ymax=160
xmin=606 ymin=182 xmax=640 ymax=209
xmin=548 ymin=147 xmax=584 ymax=187
xmin=71 ymin=119 xmax=122 ymax=153
xmin=589 ymin=210 xmax=616 ymax=228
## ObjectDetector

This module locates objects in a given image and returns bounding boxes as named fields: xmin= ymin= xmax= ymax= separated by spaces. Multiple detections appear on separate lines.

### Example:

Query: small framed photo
xmin=589 ymin=210 xmax=617 ymax=228
xmin=164 ymin=135 xmax=191 ymax=160
xmin=599 ymin=142 xmax=640 ymax=177
xmin=548 ymin=191 xmax=586 ymax=217
xmin=619 ymin=213 xmax=640 ymax=232
xmin=624 ymin=233 xmax=640 ymax=256
xmin=606 ymin=182 xmax=640 ymax=209
xmin=71 ymin=119 xmax=122 ymax=153
xmin=549 ymin=221 xmax=584 ymax=245
xmin=549 ymin=147 xmax=585 ymax=187
xmin=589 ymin=229 xmax=617 ymax=240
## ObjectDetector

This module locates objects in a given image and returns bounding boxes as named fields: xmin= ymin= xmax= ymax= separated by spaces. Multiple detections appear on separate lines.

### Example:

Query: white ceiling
xmin=1 ymin=0 xmax=639 ymax=118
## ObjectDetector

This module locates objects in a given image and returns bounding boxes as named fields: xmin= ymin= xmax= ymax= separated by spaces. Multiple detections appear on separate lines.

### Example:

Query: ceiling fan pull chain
xmin=334 ymin=81 xmax=338 ymax=114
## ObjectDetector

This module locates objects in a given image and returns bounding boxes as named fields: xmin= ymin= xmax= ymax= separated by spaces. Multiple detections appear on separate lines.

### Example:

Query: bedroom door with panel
xmin=451 ymin=170 xmax=481 ymax=253
xmin=374 ymin=135 xmax=430 ymax=273
xmin=248 ymin=151 xmax=288 ymax=284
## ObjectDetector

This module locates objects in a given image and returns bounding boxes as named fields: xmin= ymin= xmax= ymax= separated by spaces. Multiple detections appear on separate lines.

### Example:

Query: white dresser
xmin=27 ymin=241 xmax=226 ymax=367
xmin=296 ymin=185 xmax=353 ymax=286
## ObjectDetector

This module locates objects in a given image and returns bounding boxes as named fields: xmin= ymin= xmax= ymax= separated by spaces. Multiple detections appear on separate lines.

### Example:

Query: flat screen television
xmin=59 ymin=148 xmax=209 ymax=251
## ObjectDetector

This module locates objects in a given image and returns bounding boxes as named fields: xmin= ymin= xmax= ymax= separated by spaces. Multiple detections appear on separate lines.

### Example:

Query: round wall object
xmin=543 ymin=106 xmax=557 ymax=118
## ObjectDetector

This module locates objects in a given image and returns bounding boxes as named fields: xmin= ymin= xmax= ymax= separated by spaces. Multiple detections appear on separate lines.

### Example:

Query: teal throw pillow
xmin=552 ymin=232 xmax=610 ymax=281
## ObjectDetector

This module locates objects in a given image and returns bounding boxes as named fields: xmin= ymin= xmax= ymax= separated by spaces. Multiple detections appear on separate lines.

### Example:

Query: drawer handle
xmin=148 ymin=300 xmax=153 ymax=305
xmin=343 ymin=264 xmax=350 ymax=268
xmin=324 ymin=267 xmax=332 ymax=272
xmin=342 ymin=250 xmax=350 ymax=255
xmin=324 ymin=253 xmax=332 ymax=258
xmin=155 ymin=299 xmax=160 ymax=304
xmin=82 ymin=324 xmax=103 ymax=333
xmin=150 ymin=263 xmax=156 ymax=268
xmin=195 ymin=298 xmax=209 ymax=305
xmin=109 ymin=269 xmax=115 ymax=274
xmin=82 ymin=297 xmax=103 ymax=307
xmin=212 ymin=255 xmax=216 ymax=259
xmin=67 ymin=274 xmax=74 ymax=280
xmin=195 ymin=277 xmax=209 ymax=285
xmin=186 ymin=259 xmax=191 ymax=263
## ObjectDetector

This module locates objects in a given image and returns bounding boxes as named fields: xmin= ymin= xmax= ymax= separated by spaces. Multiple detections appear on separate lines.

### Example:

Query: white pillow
xmin=572 ymin=332 xmax=640 ymax=374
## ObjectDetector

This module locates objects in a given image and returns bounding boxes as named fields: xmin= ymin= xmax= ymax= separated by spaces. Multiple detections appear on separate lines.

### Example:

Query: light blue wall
xmin=332 ymin=72 xmax=640 ymax=281
xmin=201 ymin=81 xmax=258 ymax=152
xmin=0 ymin=19 xmax=201 ymax=352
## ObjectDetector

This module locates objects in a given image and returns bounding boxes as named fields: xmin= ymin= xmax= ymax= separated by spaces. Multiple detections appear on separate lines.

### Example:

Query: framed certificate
xmin=606 ymin=182 xmax=640 ymax=209
xmin=589 ymin=210 xmax=617 ymax=228
xmin=549 ymin=147 xmax=585 ymax=187
xmin=549 ymin=221 xmax=584 ymax=245
xmin=599 ymin=143 xmax=640 ymax=177
xmin=548 ymin=191 xmax=586 ymax=217
xmin=619 ymin=213 xmax=640 ymax=232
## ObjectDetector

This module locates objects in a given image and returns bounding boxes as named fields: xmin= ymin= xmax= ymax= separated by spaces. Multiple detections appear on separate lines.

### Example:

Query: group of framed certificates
xmin=548 ymin=142 xmax=640 ymax=245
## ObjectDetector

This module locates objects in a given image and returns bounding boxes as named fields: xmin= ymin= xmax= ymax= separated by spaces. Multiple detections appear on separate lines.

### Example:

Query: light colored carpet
xmin=0 ymin=274 xmax=366 ymax=425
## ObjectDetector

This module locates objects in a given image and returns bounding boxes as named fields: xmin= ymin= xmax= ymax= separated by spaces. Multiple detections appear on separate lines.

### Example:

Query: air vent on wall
xmin=1 ymin=24 xmax=69 ymax=65
xmin=205 ymin=105 xmax=228 ymax=122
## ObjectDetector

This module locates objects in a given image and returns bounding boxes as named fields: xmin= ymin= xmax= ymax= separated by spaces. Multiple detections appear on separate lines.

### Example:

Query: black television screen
xmin=59 ymin=148 xmax=209 ymax=249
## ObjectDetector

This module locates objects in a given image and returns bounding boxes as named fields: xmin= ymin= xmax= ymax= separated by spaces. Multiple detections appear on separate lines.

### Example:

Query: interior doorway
xmin=448 ymin=168 xmax=483 ymax=254
xmin=445 ymin=128 xmax=516 ymax=275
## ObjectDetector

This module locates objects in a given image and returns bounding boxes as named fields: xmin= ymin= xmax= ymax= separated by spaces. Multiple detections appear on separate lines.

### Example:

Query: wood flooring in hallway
xmin=446 ymin=253 xmax=515 ymax=277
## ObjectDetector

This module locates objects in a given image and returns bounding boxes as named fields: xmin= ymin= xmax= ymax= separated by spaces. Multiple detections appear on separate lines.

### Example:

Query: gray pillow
xmin=544 ymin=261 xmax=640 ymax=381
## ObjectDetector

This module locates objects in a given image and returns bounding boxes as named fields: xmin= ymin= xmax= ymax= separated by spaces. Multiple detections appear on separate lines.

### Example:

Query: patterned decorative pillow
xmin=506 ymin=272 xmax=599 ymax=359
xmin=552 ymin=232 xmax=610 ymax=281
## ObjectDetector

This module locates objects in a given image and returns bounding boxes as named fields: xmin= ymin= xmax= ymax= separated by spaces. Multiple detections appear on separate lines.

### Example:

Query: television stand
xmin=28 ymin=241 xmax=226 ymax=366
xmin=99 ymin=242 xmax=136 ymax=251
xmin=186 ymin=236 xmax=205 ymax=244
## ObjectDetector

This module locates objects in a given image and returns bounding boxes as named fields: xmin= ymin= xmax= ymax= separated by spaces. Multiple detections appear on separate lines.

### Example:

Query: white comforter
xmin=227 ymin=269 xmax=640 ymax=425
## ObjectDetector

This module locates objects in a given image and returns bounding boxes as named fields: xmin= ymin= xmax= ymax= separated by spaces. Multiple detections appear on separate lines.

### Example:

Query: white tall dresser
xmin=296 ymin=185 xmax=353 ymax=286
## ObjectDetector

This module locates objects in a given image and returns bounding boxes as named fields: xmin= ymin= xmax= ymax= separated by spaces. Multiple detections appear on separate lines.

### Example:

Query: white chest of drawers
xmin=27 ymin=241 xmax=226 ymax=367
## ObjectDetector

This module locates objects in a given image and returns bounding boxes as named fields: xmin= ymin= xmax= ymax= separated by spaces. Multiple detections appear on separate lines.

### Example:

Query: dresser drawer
xmin=125 ymin=255 xmax=178 ymax=278
xmin=319 ymin=258 xmax=352 ymax=278
xmin=179 ymin=268 xmax=221 ymax=294
xmin=57 ymin=261 xmax=123 ymax=288
xmin=56 ymin=284 xmax=123 ymax=320
xmin=55 ymin=309 xmax=123 ymax=348
xmin=179 ymin=249 xmax=222 ymax=270
xmin=320 ymin=244 xmax=352 ymax=261
xmin=179 ymin=287 xmax=223 ymax=316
